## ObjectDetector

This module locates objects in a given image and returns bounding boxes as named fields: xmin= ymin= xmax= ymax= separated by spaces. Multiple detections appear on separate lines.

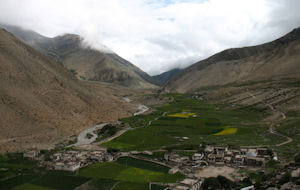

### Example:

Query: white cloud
xmin=0 ymin=0 xmax=299 ymax=75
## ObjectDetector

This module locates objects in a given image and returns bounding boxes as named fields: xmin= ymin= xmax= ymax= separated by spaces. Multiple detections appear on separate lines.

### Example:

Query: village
xmin=163 ymin=146 xmax=275 ymax=174
xmin=22 ymin=144 xmax=277 ymax=190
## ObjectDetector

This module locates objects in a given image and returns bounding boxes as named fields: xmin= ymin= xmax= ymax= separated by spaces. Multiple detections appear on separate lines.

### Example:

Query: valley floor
xmin=1 ymin=86 xmax=299 ymax=189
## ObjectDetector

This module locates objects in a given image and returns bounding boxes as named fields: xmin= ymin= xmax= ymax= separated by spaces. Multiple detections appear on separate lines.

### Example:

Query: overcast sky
xmin=0 ymin=0 xmax=300 ymax=75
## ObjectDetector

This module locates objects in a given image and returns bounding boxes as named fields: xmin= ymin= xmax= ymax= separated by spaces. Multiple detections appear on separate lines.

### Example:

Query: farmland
xmin=104 ymin=94 xmax=285 ymax=151
xmin=0 ymin=154 xmax=182 ymax=190
xmin=78 ymin=157 xmax=183 ymax=183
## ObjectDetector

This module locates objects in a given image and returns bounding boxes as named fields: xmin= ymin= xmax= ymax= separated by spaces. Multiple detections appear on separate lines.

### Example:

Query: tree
xmin=203 ymin=177 xmax=221 ymax=189
xmin=294 ymin=153 xmax=300 ymax=163
xmin=217 ymin=175 xmax=234 ymax=189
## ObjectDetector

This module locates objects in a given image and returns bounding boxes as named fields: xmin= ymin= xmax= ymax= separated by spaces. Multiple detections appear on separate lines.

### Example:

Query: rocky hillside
xmin=0 ymin=24 xmax=157 ymax=89
xmin=0 ymin=28 xmax=136 ymax=152
xmin=164 ymin=27 xmax=300 ymax=93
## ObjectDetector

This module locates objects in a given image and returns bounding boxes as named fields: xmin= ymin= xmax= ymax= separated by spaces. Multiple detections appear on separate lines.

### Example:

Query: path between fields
xmin=98 ymin=127 xmax=130 ymax=145
xmin=128 ymin=155 xmax=188 ymax=176
xmin=246 ymin=92 xmax=292 ymax=147
xmin=98 ymin=102 xmax=150 ymax=145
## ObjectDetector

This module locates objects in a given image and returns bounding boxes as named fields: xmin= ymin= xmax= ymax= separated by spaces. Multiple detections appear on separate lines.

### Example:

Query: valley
xmin=1 ymin=89 xmax=299 ymax=189
xmin=0 ymin=23 xmax=300 ymax=189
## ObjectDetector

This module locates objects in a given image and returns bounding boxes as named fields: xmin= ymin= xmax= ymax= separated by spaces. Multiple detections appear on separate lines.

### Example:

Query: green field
xmin=273 ymin=113 xmax=300 ymax=160
xmin=104 ymin=94 xmax=285 ymax=151
xmin=78 ymin=158 xmax=183 ymax=183
xmin=0 ymin=155 xmax=179 ymax=190
xmin=112 ymin=181 xmax=148 ymax=190
xmin=116 ymin=157 xmax=169 ymax=173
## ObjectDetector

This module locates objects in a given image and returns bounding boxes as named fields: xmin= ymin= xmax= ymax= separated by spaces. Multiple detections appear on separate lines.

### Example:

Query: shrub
xmin=217 ymin=175 xmax=234 ymax=189
xmin=294 ymin=153 xmax=300 ymax=163
xmin=203 ymin=177 xmax=221 ymax=189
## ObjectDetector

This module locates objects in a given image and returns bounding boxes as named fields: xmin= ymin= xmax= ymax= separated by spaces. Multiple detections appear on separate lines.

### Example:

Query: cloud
xmin=0 ymin=0 xmax=299 ymax=75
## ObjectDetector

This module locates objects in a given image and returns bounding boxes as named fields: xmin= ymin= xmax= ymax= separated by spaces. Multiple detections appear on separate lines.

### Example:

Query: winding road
xmin=246 ymin=92 xmax=292 ymax=147
xmin=98 ymin=100 xmax=150 ymax=145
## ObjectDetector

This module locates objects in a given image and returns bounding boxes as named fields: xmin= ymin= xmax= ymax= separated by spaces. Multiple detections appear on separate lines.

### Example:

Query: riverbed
xmin=72 ymin=123 xmax=107 ymax=147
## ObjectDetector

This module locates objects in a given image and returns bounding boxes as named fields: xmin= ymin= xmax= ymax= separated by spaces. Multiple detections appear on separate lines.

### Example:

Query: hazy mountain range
xmin=0 ymin=24 xmax=158 ymax=89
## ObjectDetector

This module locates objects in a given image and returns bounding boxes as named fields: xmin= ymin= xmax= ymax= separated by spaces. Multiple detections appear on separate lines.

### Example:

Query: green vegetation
xmin=86 ymin=133 xmax=93 ymax=139
xmin=0 ymin=172 xmax=89 ymax=190
xmin=274 ymin=114 xmax=300 ymax=160
xmin=30 ymin=174 xmax=89 ymax=190
xmin=203 ymin=176 xmax=234 ymax=190
xmin=104 ymin=94 xmax=283 ymax=151
xmin=136 ymin=152 xmax=165 ymax=160
xmin=151 ymin=184 xmax=165 ymax=190
xmin=81 ymin=178 xmax=117 ymax=190
xmin=0 ymin=175 xmax=40 ymax=190
xmin=112 ymin=182 xmax=148 ymax=190
xmin=116 ymin=157 xmax=169 ymax=173
xmin=95 ymin=124 xmax=121 ymax=142
xmin=78 ymin=161 xmax=183 ymax=183
xmin=295 ymin=153 xmax=300 ymax=163
xmin=12 ymin=183 xmax=56 ymax=190
xmin=120 ymin=114 xmax=158 ymax=128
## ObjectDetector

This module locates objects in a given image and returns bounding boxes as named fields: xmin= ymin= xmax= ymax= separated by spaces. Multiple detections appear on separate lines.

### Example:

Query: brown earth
xmin=164 ymin=27 xmax=300 ymax=93
xmin=0 ymin=24 xmax=158 ymax=89
xmin=0 ymin=28 xmax=141 ymax=152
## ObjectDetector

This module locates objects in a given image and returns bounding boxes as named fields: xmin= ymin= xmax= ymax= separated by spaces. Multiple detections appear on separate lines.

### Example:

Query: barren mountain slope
xmin=152 ymin=68 xmax=182 ymax=86
xmin=0 ymin=24 xmax=157 ymax=89
xmin=0 ymin=28 xmax=136 ymax=152
xmin=165 ymin=27 xmax=300 ymax=93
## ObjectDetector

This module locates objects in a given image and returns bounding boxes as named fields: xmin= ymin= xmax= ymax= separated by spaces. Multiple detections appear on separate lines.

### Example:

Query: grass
xmin=151 ymin=184 xmax=165 ymax=190
xmin=136 ymin=152 xmax=165 ymax=160
xmin=116 ymin=157 xmax=170 ymax=173
xmin=0 ymin=174 xmax=89 ymax=190
xmin=0 ymin=152 xmax=181 ymax=189
xmin=30 ymin=174 xmax=89 ymax=190
xmin=12 ymin=183 xmax=56 ymax=190
xmin=78 ymin=160 xmax=183 ymax=183
xmin=112 ymin=182 xmax=148 ymax=190
xmin=273 ymin=116 xmax=300 ymax=161
xmin=103 ymin=94 xmax=283 ymax=151
xmin=86 ymin=179 xmax=117 ymax=190
xmin=0 ymin=175 xmax=40 ymax=190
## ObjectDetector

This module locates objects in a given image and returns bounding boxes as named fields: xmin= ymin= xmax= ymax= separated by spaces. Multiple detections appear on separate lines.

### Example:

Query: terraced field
xmin=78 ymin=157 xmax=183 ymax=183
xmin=104 ymin=94 xmax=286 ymax=151
xmin=0 ymin=154 xmax=182 ymax=190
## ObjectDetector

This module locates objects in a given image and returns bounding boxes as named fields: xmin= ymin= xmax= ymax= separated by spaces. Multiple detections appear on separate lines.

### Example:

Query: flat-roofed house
xmin=192 ymin=153 xmax=203 ymax=161
xmin=64 ymin=162 xmax=81 ymax=171
xmin=233 ymin=155 xmax=245 ymax=165
xmin=204 ymin=146 xmax=214 ymax=154
xmin=224 ymin=156 xmax=232 ymax=164
xmin=207 ymin=154 xmax=216 ymax=163
xmin=214 ymin=146 xmax=227 ymax=154
xmin=179 ymin=178 xmax=202 ymax=190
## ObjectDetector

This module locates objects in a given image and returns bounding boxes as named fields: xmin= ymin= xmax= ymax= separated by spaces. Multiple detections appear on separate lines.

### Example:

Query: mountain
xmin=0 ymin=24 xmax=157 ymax=89
xmin=0 ymin=28 xmax=135 ymax=152
xmin=152 ymin=68 xmax=182 ymax=86
xmin=164 ymin=27 xmax=300 ymax=93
